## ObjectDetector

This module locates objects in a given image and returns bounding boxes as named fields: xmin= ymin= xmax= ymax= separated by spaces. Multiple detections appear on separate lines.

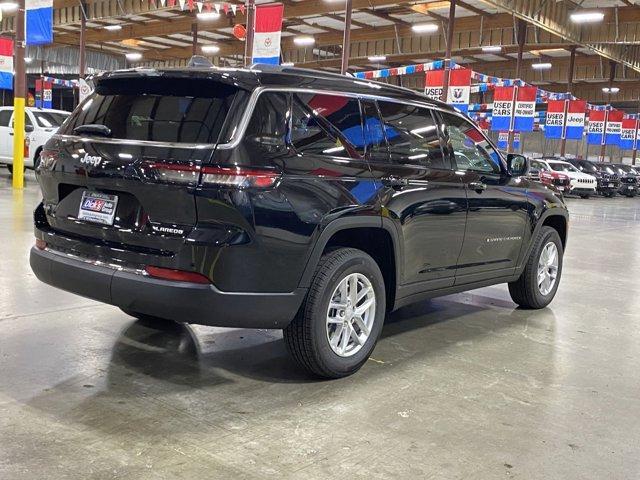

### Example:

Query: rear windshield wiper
xmin=73 ymin=124 xmax=112 ymax=137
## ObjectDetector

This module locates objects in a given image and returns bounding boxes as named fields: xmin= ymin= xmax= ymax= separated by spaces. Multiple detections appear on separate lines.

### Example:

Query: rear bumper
xmin=30 ymin=247 xmax=306 ymax=329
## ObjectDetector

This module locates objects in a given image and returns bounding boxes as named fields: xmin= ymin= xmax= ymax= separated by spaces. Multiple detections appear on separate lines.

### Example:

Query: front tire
xmin=508 ymin=226 xmax=563 ymax=309
xmin=283 ymin=248 xmax=386 ymax=379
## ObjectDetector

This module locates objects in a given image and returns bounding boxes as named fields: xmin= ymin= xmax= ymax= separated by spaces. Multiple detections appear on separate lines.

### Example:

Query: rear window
xmin=61 ymin=76 xmax=238 ymax=144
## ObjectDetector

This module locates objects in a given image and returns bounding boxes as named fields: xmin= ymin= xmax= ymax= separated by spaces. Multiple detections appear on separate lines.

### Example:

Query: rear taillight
xmin=145 ymin=266 xmax=211 ymax=284
xmin=143 ymin=162 xmax=279 ymax=188
xmin=201 ymin=166 xmax=279 ymax=188
xmin=35 ymin=239 xmax=46 ymax=250
xmin=24 ymin=136 xmax=30 ymax=158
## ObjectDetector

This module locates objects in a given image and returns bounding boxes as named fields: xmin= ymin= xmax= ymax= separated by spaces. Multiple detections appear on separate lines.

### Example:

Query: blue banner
xmin=26 ymin=0 xmax=53 ymax=45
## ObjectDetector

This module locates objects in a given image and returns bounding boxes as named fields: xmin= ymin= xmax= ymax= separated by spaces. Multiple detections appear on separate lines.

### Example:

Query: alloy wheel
xmin=537 ymin=241 xmax=559 ymax=296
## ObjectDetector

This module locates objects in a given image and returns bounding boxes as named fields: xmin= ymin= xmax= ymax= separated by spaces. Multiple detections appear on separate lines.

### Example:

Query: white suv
xmin=0 ymin=107 xmax=70 ymax=174
xmin=540 ymin=159 xmax=597 ymax=198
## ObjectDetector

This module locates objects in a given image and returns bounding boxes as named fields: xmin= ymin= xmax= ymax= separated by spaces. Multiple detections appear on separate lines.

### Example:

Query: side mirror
xmin=507 ymin=153 xmax=528 ymax=177
xmin=25 ymin=124 xmax=34 ymax=133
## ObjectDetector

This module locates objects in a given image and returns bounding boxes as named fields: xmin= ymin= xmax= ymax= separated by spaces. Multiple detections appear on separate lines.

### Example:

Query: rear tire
xmin=580 ymin=194 xmax=590 ymax=199
xmin=283 ymin=248 xmax=386 ymax=379
xmin=508 ymin=226 xmax=563 ymax=309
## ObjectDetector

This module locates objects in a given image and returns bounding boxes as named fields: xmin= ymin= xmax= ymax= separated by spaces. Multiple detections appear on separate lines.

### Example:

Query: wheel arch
xmin=298 ymin=216 xmax=402 ymax=311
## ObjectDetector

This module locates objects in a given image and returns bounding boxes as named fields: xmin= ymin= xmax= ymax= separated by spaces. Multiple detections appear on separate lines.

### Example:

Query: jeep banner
xmin=424 ymin=68 xmax=471 ymax=114
xmin=565 ymin=100 xmax=587 ymax=140
xmin=251 ymin=3 xmax=284 ymax=65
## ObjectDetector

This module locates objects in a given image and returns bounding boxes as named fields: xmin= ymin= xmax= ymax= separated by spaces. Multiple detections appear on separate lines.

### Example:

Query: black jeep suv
xmin=30 ymin=65 xmax=569 ymax=378
xmin=566 ymin=158 xmax=620 ymax=197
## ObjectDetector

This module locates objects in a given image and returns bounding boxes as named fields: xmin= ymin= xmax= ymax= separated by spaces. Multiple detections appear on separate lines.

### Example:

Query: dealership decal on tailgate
xmin=78 ymin=191 xmax=119 ymax=225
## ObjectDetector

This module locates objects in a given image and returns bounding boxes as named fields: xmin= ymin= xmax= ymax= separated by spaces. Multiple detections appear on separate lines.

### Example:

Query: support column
xmin=12 ymin=0 xmax=26 ymax=189
xmin=79 ymin=1 xmax=87 ymax=78
xmin=244 ymin=0 xmax=255 ymax=66
xmin=632 ymin=100 xmax=639 ymax=166
xmin=191 ymin=22 xmax=198 ymax=56
xmin=507 ymin=19 xmax=527 ymax=154
xmin=559 ymin=46 xmax=576 ymax=158
xmin=440 ymin=0 xmax=456 ymax=103
xmin=340 ymin=0 xmax=353 ymax=75
xmin=600 ymin=61 xmax=617 ymax=162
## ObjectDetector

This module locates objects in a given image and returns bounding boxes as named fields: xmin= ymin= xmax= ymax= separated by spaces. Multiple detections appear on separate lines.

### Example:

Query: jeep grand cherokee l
xmin=30 ymin=65 xmax=569 ymax=378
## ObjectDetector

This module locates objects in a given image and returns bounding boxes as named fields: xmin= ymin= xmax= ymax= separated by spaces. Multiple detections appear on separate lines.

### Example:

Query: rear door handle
xmin=382 ymin=176 xmax=408 ymax=190
xmin=469 ymin=181 xmax=487 ymax=192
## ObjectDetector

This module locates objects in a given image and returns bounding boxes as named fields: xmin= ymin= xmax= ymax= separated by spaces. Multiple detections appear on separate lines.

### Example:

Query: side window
xmin=440 ymin=111 xmax=502 ymax=175
xmin=245 ymin=92 xmax=289 ymax=146
xmin=0 ymin=109 xmax=12 ymax=127
xmin=377 ymin=101 xmax=448 ymax=169
xmin=291 ymin=93 xmax=362 ymax=159
xmin=360 ymin=100 xmax=388 ymax=161
xmin=9 ymin=112 xmax=32 ymax=128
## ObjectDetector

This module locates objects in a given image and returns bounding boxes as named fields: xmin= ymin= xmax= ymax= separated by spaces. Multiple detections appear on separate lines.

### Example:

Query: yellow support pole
xmin=12 ymin=97 xmax=25 ymax=189
xmin=12 ymin=0 xmax=26 ymax=189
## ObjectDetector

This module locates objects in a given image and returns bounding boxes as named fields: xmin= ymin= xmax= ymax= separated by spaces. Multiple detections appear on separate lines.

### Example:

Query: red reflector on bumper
xmin=35 ymin=239 xmax=47 ymax=250
xmin=145 ymin=266 xmax=211 ymax=284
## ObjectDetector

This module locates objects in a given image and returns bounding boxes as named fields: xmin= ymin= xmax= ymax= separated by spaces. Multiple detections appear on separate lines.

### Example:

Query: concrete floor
xmin=1 ymin=170 xmax=640 ymax=480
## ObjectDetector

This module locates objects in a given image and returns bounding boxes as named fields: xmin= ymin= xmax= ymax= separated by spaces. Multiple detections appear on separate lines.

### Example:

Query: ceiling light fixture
xmin=293 ymin=36 xmax=315 ymax=46
xmin=125 ymin=52 xmax=142 ymax=61
xmin=482 ymin=46 xmax=502 ymax=53
xmin=281 ymin=62 xmax=295 ymax=67
xmin=532 ymin=62 xmax=552 ymax=70
xmin=570 ymin=11 xmax=604 ymax=23
xmin=411 ymin=23 xmax=438 ymax=33
xmin=602 ymin=87 xmax=620 ymax=94
xmin=197 ymin=11 xmax=220 ymax=21
xmin=0 ymin=2 xmax=18 ymax=11
xmin=104 ymin=25 xmax=122 ymax=31
xmin=368 ymin=55 xmax=387 ymax=62
xmin=201 ymin=44 xmax=220 ymax=54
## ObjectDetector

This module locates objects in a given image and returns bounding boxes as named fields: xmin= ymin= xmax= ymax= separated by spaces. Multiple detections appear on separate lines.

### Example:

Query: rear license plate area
xmin=78 ymin=191 xmax=119 ymax=225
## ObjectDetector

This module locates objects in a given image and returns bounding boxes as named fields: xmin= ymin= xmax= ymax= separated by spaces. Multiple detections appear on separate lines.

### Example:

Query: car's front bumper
xmin=30 ymin=246 xmax=306 ymax=329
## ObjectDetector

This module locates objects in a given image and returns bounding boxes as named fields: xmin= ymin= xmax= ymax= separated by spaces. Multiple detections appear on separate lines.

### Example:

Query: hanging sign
xmin=491 ymin=86 xmax=514 ymax=131
xmin=424 ymin=68 xmax=471 ymax=114
xmin=544 ymin=100 xmax=565 ymax=139
xmin=605 ymin=110 xmax=623 ymax=146
xmin=587 ymin=110 xmax=606 ymax=145
xmin=25 ymin=0 xmax=53 ymax=45
xmin=79 ymin=78 xmax=93 ymax=103
xmin=35 ymin=79 xmax=52 ymax=108
xmin=251 ymin=3 xmax=284 ymax=65
xmin=497 ymin=131 xmax=509 ymax=149
xmin=565 ymin=100 xmax=586 ymax=140
xmin=513 ymin=86 xmax=537 ymax=132
xmin=0 ymin=38 xmax=13 ymax=90
xmin=619 ymin=118 xmax=637 ymax=150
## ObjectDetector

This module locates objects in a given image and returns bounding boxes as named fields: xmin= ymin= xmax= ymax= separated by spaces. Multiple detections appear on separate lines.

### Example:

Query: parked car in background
xmin=541 ymin=159 xmax=597 ymax=198
xmin=609 ymin=163 xmax=639 ymax=197
xmin=531 ymin=159 xmax=579 ymax=196
xmin=566 ymin=159 xmax=620 ymax=197
xmin=0 ymin=107 xmax=70 ymax=174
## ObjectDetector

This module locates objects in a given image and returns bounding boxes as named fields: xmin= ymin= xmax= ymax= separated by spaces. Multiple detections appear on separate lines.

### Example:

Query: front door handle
xmin=382 ymin=176 xmax=409 ymax=190
xmin=469 ymin=181 xmax=487 ymax=193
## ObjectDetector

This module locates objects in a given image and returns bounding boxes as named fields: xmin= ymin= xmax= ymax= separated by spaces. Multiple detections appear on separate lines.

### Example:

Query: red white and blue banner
xmin=619 ymin=118 xmax=638 ymax=150
xmin=605 ymin=110 xmax=623 ymax=146
xmin=496 ymin=131 xmax=520 ymax=150
xmin=26 ymin=0 xmax=53 ymax=45
xmin=491 ymin=86 xmax=515 ymax=131
xmin=587 ymin=110 xmax=606 ymax=145
xmin=513 ymin=86 xmax=537 ymax=132
xmin=544 ymin=100 xmax=565 ymax=139
xmin=425 ymin=68 xmax=471 ymax=114
xmin=565 ymin=100 xmax=586 ymax=139
xmin=35 ymin=79 xmax=52 ymax=108
xmin=0 ymin=38 xmax=13 ymax=90
xmin=251 ymin=3 xmax=283 ymax=65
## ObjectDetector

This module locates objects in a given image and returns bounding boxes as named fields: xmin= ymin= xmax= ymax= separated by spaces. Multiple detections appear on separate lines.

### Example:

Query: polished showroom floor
xmin=1 ymin=170 xmax=639 ymax=479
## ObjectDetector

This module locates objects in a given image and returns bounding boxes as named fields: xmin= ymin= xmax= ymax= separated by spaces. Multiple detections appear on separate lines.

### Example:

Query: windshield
xmin=33 ymin=111 xmax=69 ymax=128
xmin=60 ymin=76 xmax=238 ymax=144
xmin=550 ymin=162 xmax=578 ymax=173
xmin=603 ymin=166 xmax=616 ymax=175
xmin=580 ymin=162 xmax=597 ymax=173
